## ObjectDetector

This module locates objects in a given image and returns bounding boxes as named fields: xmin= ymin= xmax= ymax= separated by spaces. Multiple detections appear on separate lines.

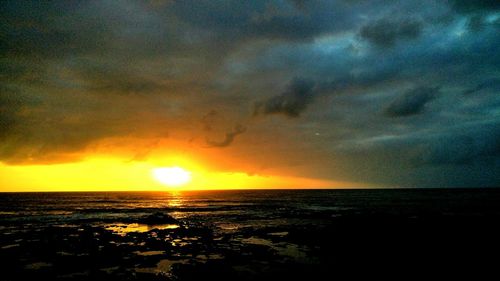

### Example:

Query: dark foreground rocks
xmin=1 ymin=212 xmax=500 ymax=280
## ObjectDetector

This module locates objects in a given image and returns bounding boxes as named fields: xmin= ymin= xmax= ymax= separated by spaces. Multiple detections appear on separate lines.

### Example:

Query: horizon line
xmin=0 ymin=186 xmax=497 ymax=193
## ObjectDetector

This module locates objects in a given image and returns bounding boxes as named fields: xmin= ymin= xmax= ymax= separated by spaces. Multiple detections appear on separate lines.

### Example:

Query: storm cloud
xmin=206 ymin=124 xmax=247 ymax=148
xmin=359 ymin=18 xmax=423 ymax=48
xmin=0 ymin=0 xmax=499 ymax=187
xmin=254 ymin=78 xmax=317 ymax=118
xmin=451 ymin=0 xmax=500 ymax=13
xmin=384 ymin=87 xmax=439 ymax=117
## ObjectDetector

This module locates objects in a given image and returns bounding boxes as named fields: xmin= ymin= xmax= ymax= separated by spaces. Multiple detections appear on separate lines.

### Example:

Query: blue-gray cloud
xmin=384 ymin=87 xmax=438 ymax=117
xmin=451 ymin=0 xmax=500 ymax=13
xmin=254 ymin=78 xmax=317 ymax=118
xmin=360 ymin=18 xmax=423 ymax=48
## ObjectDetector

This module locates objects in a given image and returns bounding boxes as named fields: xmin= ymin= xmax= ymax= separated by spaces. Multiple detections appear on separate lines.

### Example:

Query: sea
xmin=1 ymin=189 xmax=500 ymax=280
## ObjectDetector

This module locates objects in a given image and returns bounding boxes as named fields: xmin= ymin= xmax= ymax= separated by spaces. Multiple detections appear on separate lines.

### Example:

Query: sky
xmin=0 ymin=0 xmax=499 ymax=190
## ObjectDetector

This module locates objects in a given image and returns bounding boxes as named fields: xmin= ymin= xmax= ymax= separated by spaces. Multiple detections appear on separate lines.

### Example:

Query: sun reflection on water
xmin=105 ymin=223 xmax=179 ymax=236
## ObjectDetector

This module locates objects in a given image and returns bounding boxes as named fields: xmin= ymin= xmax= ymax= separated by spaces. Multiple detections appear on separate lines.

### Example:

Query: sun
xmin=152 ymin=167 xmax=192 ymax=187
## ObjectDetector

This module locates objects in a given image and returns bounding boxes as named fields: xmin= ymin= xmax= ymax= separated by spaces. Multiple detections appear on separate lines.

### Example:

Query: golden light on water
xmin=152 ymin=167 xmax=192 ymax=187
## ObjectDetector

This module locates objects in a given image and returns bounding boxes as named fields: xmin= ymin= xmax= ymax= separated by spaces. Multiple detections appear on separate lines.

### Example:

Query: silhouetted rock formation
xmin=141 ymin=212 xmax=178 ymax=225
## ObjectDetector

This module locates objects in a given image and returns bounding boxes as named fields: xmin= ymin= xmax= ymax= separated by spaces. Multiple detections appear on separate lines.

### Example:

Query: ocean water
xmin=1 ymin=189 xmax=500 ymax=280
xmin=1 ymin=189 xmax=499 ymax=226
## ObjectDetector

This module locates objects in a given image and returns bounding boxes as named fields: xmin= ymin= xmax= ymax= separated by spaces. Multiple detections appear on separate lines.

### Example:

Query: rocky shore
xmin=2 ymin=210 xmax=500 ymax=280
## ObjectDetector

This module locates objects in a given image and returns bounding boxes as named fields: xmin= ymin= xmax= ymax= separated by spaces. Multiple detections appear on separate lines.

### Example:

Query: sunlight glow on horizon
xmin=0 ymin=155 xmax=367 ymax=192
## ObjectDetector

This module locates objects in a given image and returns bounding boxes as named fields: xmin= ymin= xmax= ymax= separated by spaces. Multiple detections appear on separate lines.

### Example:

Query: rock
xmin=141 ymin=213 xmax=178 ymax=225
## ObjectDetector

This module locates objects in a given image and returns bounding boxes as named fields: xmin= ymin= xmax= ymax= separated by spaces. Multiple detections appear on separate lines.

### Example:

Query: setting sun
xmin=152 ymin=167 xmax=192 ymax=187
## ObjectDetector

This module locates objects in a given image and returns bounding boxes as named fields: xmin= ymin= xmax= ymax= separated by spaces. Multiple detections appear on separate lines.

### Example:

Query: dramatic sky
xmin=1 ymin=0 xmax=499 ymax=190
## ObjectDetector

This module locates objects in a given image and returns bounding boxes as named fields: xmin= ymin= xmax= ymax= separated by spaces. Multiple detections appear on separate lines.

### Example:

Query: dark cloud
xmin=467 ymin=15 xmax=487 ymax=31
xmin=348 ymin=121 xmax=500 ymax=167
xmin=200 ymin=110 xmax=246 ymax=148
xmin=0 ymin=86 xmax=174 ymax=164
xmin=415 ymin=124 xmax=500 ymax=166
xmin=0 ymin=2 xmax=113 ymax=60
xmin=201 ymin=110 xmax=218 ymax=131
xmin=0 ymin=95 xmax=17 ymax=139
xmin=0 ymin=85 xmax=40 ymax=139
xmin=248 ymin=14 xmax=335 ymax=42
xmin=288 ymin=0 xmax=308 ymax=10
xmin=0 ymin=60 xmax=46 ymax=86
xmin=168 ymin=0 xmax=350 ymax=43
xmin=206 ymin=124 xmax=247 ymax=148
xmin=450 ymin=0 xmax=500 ymax=13
xmin=0 ymin=1 xmax=179 ymax=94
xmin=69 ymin=61 xmax=167 ymax=95
xmin=359 ymin=18 xmax=423 ymax=47
xmin=463 ymin=78 xmax=500 ymax=95
xmin=384 ymin=87 xmax=438 ymax=117
xmin=0 ymin=106 xmax=112 ymax=164
xmin=334 ymin=120 xmax=500 ymax=187
xmin=449 ymin=0 xmax=500 ymax=32
xmin=254 ymin=78 xmax=316 ymax=118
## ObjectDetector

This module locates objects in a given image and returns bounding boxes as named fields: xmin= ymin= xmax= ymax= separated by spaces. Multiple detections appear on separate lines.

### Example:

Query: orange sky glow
xmin=0 ymin=156 xmax=363 ymax=192
xmin=0 ymin=137 xmax=366 ymax=191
